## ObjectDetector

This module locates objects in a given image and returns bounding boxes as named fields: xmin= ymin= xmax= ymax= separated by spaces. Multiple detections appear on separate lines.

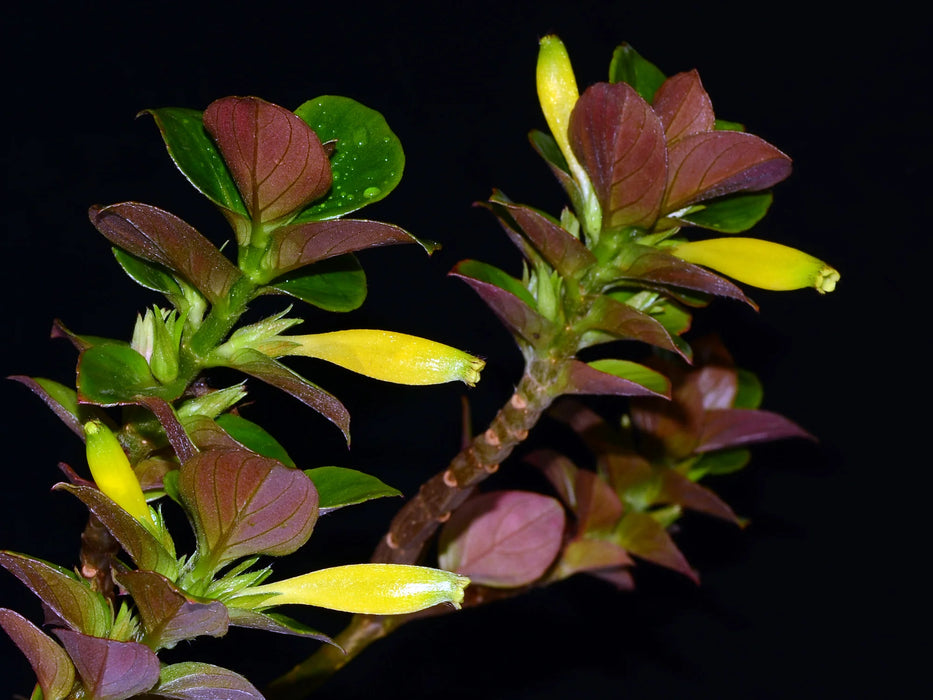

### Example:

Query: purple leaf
xmin=183 ymin=415 xmax=246 ymax=452
xmin=450 ymin=265 xmax=556 ymax=346
xmin=0 ymin=552 xmax=111 ymax=637
xmin=487 ymin=195 xmax=596 ymax=277
xmin=147 ymin=661 xmax=263 ymax=699
xmin=53 ymin=629 xmax=160 ymax=700
xmin=657 ymin=470 xmax=742 ymax=524
xmin=132 ymin=396 xmax=197 ymax=464
xmin=178 ymin=449 xmax=318 ymax=570
xmin=697 ymin=408 xmax=815 ymax=453
xmin=615 ymin=511 xmax=699 ymax=583
xmin=663 ymin=131 xmax=792 ymax=213
xmin=569 ymin=82 xmax=668 ymax=230
xmin=581 ymin=296 xmax=686 ymax=358
xmin=0 ymin=608 xmax=75 ymax=700
xmin=525 ymin=449 xmax=579 ymax=510
xmin=8 ymin=375 xmax=98 ymax=440
xmin=562 ymin=359 xmax=669 ymax=398
xmin=558 ymin=538 xmax=634 ymax=579
xmin=619 ymin=247 xmax=756 ymax=307
xmin=203 ymin=96 xmax=332 ymax=223
xmin=651 ymin=70 xmax=715 ymax=144
xmin=55 ymin=484 xmax=178 ymax=578
xmin=573 ymin=469 xmax=625 ymax=533
xmin=264 ymin=219 xmax=427 ymax=278
xmin=225 ymin=349 xmax=350 ymax=442
xmin=439 ymin=491 xmax=566 ymax=588
xmin=89 ymin=202 xmax=243 ymax=305
xmin=116 ymin=570 xmax=228 ymax=649
xmin=226 ymin=607 xmax=336 ymax=645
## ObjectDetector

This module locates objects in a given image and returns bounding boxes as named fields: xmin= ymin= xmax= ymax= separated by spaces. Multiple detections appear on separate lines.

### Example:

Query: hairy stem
xmin=266 ymin=357 xmax=562 ymax=698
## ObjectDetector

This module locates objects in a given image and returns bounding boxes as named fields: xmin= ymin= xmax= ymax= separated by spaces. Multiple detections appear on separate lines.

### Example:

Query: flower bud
xmin=241 ymin=563 xmax=470 ymax=615
xmin=669 ymin=237 xmax=840 ymax=293
xmin=83 ymin=420 xmax=153 ymax=527
xmin=272 ymin=329 xmax=485 ymax=386
xmin=537 ymin=35 xmax=580 ymax=175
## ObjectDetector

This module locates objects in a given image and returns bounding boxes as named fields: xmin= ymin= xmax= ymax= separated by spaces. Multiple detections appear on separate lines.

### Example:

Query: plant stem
xmin=265 ymin=357 xmax=562 ymax=698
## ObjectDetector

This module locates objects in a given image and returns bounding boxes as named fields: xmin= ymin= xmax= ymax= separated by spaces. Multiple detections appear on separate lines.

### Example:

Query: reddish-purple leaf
xmin=225 ymin=349 xmax=350 ymax=442
xmin=691 ymin=365 xmax=738 ymax=411
xmin=203 ymin=96 xmax=332 ymax=223
xmin=264 ymin=219 xmax=424 ymax=278
xmin=569 ymin=82 xmax=668 ymax=230
xmin=183 ymin=415 xmax=246 ymax=452
xmin=657 ymin=470 xmax=742 ymax=524
xmin=116 ymin=571 xmax=228 ymax=649
xmin=89 ymin=203 xmax=243 ymax=305
xmin=619 ymin=247 xmax=756 ymax=307
xmin=573 ymin=469 xmax=625 ymax=534
xmin=132 ymin=396 xmax=197 ymax=464
xmin=651 ymin=70 xmax=715 ymax=145
xmin=525 ymin=449 xmax=579 ymax=510
xmin=603 ymin=452 xmax=655 ymax=495
xmin=450 ymin=267 xmax=555 ymax=347
xmin=562 ymin=359 xmax=668 ymax=398
xmin=226 ymin=608 xmax=335 ymax=645
xmin=697 ymin=408 xmax=814 ymax=453
xmin=581 ymin=296 xmax=686 ymax=358
xmin=178 ymin=449 xmax=318 ymax=570
xmin=591 ymin=566 xmax=636 ymax=590
xmin=558 ymin=538 xmax=634 ymax=579
xmin=616 ymin=511 xmax=698 ymax=582
xmin=147 ymin=661 xmax=264 ymax=699
xmin=630 ymin=392 xmax=703 ymax=460
xmin=55 ymin=484 xmax=178 ymax=579
xmin=0 ymin=552 xmax=111 ymax=637
xmin=488 ymin=195 xmax=596 ymax=277
xmin=663 ymin=131 xmax=792 ymax=213
xmin=53 ymin=629 xmax=160 ymax=700
xmin=547 ymin=399 xmax=619 ymax=455
xmin=439 ymin=491 xmax=565 ymax=588
xmin=8 ymin=376 xmax=96 ymax=440
xmin=0 ymin=608 xmax=75 ymax=700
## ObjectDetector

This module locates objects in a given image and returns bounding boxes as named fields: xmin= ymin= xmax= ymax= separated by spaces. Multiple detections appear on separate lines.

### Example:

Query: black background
xmin=1 ymin=2 xmax=927 ymax=698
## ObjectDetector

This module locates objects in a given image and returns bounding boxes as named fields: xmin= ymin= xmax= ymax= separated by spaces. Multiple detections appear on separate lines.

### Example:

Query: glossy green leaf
xmin=215 ymin=413 xmax=295 ymax=467
xmin=292 ymin=96 xmax=405 ymax=221
xmin=112 ymin=248 xmax=185 ymax=301
xmin=143 ymin=107 xmax=247 ymax=217
xmin=452 ymin=259 xmax=536 ymax=308
xmin=688 ymin=448 xmax=751 ymax=479
xmin=608 ymin=43 xmax=666 ymax=102
xmin=0 ymin=552 xmax=111 ymax=637
xmin=9 ymin=376 xmax=101 ymax=439
xmin=586 ymin=359 xmax=671 ymax=396
xmin=266 ymin=254 xmax=367 ymax=312
xmin=0 ymin=608 xmax=76 ymax=700
xmin=734 ymin=368 xmax=764 ymax=409
xmin=714 ymin=119 xmax=745 ymax=132
xmin=76 ymin=345 xmax=167 ymax=405
xmin=148 ymin=661 xmax=263 ymax=699
xmin=675 ymin=192 xmax=773 ymax=233
xmin=304 ymin=466 xmax=402 ymax=513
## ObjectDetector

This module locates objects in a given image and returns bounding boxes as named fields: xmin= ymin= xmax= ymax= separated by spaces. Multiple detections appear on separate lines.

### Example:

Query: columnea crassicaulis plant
xmin=1 ymin=36 xmax=837 ymax=699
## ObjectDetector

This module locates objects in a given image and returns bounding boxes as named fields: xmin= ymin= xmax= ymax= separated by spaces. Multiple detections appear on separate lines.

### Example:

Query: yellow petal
xmin=244 ymin=563 xmax=470 ymax=615
xmin=280 ymin=329 xmax=485 ymax=386
xmin=669 ymin=237 xmax=840 ymax=293
xmin=83 ymin=420 xmax=153 ymax=526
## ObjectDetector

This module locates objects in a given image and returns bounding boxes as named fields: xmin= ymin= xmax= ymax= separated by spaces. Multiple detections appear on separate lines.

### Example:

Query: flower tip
xmin=815 ymin=265 xmax=840 ymax=294
xmin=462 ymin=357 xmax=486 ymax=388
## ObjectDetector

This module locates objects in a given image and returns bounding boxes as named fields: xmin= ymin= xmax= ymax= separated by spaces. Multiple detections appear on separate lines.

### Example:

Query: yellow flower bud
xmin=243 ymin=563 xmax=470 ymax=615
xmin=669 ymin=237 xmax=840 ymax=293
xmin=273 ymin=329 xmax=485 ymax=386
xmin=83 ymin=420 xmax=154 ymax=527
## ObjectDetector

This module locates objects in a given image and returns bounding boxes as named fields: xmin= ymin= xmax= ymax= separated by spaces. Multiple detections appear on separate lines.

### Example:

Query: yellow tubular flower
xmin=536 ymin=35 xmax=602 ymax=236
xmin=243 ymin=564 xmax=470 ymax=615
xmin=669 ymin=237 xmax=840 ymax=293
xmin=272 ymin=329 xmax=485 ymax=386
xmin=83 ymin=420 xmax=154 ymax=527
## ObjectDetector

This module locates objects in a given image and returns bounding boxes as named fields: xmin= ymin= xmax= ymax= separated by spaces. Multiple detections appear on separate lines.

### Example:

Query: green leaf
xmin=587 ymin=359 xmax=671 ymax=396
xmin=715 ymin=119 xmax=745 ymax=132
xmin=292 ymin=96 xmax=404 ymax=221
xmin=215 ymin=413 xmax=295 ymax=467
xmin=113 ymin=248 xmax=184 ymax=298
xmin=304 ymin=466 xmax=401 ymax=513
xmin=688 ymin=448 xmax=752 ymax=479
xmin=453 ymin=259 xmax=536 ymax=308
xmin=77 ymin=344 xmax=172 ymax=405
xmin=149 ymin=661 xmax=263 ymax=698
xmin=675 ymin=192 xmax=773 ymax=233
xmin=143 ymin=107 xmax=248 ymax=217
xmin=608 ymin=43 xmax=666 ymax=102
xmin=265 ymin=254 xmax=367 ymax=312
xmin=734 ymin=368 xmax=764 ymax=409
